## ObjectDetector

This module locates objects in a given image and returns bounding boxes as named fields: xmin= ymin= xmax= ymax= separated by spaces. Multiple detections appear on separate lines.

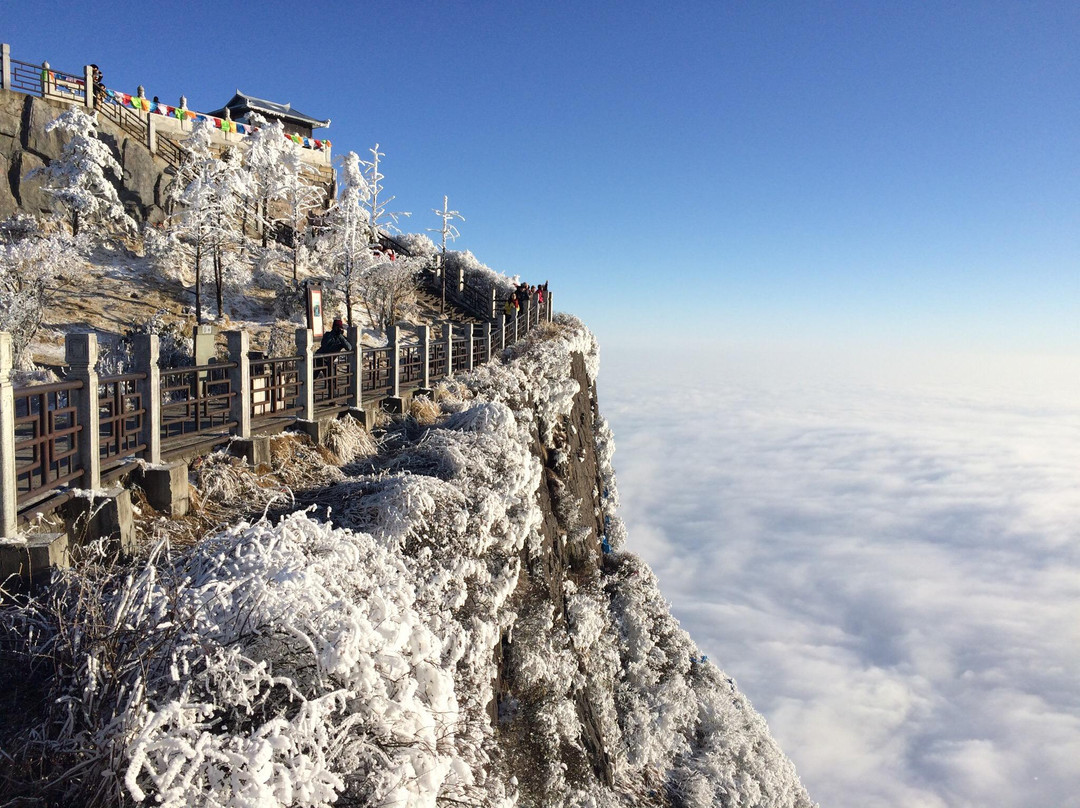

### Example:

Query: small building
xmin=206 ymin=90 xmax=330 ymax=139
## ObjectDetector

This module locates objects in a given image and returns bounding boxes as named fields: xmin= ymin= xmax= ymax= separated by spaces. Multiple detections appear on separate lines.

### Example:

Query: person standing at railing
xmin=90 ymin=64 xmax=105 ymax=108
xmin=317 ymin=319 xmax=352 ymax=354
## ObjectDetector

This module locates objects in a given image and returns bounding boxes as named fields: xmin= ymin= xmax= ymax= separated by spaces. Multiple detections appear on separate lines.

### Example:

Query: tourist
xmin=317 ymin=319 xmax=352 ymax=354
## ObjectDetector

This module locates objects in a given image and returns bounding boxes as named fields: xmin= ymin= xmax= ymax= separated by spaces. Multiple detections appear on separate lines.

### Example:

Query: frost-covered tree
xmin=428 ymin=195 xmax=464 ymax=313
xmin=242 ymin=116 xmax=289 ymax=248
xmin=321 ymin=151 xmax=372 ymax=327
xmin=167 ymin=124 xmax=248 ymax=322
xmin=269 ymin=141 xmax=326 ymax=284
xmin=32 ymin=107 xmax=135 ymax=237
xmin=0 ymin=216 xmax=85 ymax=367
xmin=359 ymin=143 xmax=410 ymax=244
xmin=356 ymin=255 xmax=420 ymax=333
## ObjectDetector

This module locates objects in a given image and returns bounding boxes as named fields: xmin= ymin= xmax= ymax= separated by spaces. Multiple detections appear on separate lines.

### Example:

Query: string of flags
xmin=102 ymin=89 xmax=331 ymax=151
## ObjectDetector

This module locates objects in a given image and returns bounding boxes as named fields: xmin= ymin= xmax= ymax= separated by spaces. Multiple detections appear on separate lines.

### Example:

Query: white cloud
xmin=599 ymin=345 xmax=1080 ymax=808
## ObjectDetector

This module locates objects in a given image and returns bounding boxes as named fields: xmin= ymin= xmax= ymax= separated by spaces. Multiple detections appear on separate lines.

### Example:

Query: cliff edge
xmin=0 ymin=315 xmax=814 ymax=808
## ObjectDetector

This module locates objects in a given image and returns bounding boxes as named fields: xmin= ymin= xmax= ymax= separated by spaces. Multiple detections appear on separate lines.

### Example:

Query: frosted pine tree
xmin=33 ymin=107 xmax=135 ymax=237
xmin=428 ymin=195 xmax=464 ymax=313
xmin=359 ymin=143 xmax=410 ymax=244
xmin=322 ymin=151 xmax=373 ymax=327
xmin=167 ymin=123 xmax=246 ymax=322
xmin=269 ymin=139 xmax=326 ymax=284
xmin=242 ymin=116 xmax=290 ymax=248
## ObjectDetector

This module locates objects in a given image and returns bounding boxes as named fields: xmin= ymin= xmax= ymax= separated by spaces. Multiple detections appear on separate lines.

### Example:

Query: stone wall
xmin=0 ymin=87 xmax=172 ymax=225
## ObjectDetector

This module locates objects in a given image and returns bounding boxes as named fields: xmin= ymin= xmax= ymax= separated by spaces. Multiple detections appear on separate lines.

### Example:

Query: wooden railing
xmin=399 ymin=345 xmax=423 ymax=387
xmin=362 ymin=347 xmax=392 ymax=395
xmin=251 ymin=356 xmax=301 ymax=425
xmin=159 ymin=363 xmax=237 ymax=454
xmin=1 ymin=289 xmax=554 ymax=533
xmin=98 ymin=374 xmax=146 ymax=478
xmin=13 ymin=380 xmax=84 ymax=512
xmin=313 ymin=354 xmax=352 ymax=411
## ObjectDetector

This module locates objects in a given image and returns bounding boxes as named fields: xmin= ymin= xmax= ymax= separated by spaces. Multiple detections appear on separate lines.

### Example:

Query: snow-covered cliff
xmin=0 ymin=315 xmax=814 ymax=808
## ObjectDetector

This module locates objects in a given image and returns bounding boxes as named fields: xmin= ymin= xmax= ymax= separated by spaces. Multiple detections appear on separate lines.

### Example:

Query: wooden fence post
xmin=1 ymin=44 xmax=10 ymax=91
xmin=465 ymin=323 xmax=475 ymax=371
xmin=347 ymin=326 xmax=362 ymax=408
xmin=489 ymin=287 xmax=496 ymax=320
xmin=483 ymin=321 xmax=492 ymax=365
xmin=444 ymin=321 xmax=454 ymax=379
xmin=83 ymin=65 xmax=94 ymax=109
xmin=225 ymin=331 xmax=251 ymax=439
xmin=132 ymin=334 xmax=161 ymax=464
xmin=66 ymin=334 xmax=100 ymax=491
xmin=513 ymin=311 xmax=519 ymax=343
xmin=418 ymin=324 xmax=431 ymax=389
xmin=498 ymin=315 xmax=506 ymax=350
xmin=547 ymin=291 xmax=553 ymax=322
xmin=387 ymin=325 xmax=401 ymax=399
xmin=295 ymin=328 xmax=314 ymax=421
xmin=0 ymin=334 xmax=18 ymax=538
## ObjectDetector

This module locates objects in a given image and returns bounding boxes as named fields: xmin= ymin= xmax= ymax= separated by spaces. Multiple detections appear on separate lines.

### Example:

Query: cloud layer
xmin=599 ymin=346 xmax=1080 ymax=808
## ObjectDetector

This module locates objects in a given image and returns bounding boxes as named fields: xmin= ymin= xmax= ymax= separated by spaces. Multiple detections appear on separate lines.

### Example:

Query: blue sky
xmin=5 ymin=0 xmax=1077 ymax=355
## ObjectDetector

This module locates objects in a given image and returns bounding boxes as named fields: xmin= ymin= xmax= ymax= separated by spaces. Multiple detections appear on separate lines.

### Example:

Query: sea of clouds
xmin=599 ymin=344 xmax=1080 ymax=808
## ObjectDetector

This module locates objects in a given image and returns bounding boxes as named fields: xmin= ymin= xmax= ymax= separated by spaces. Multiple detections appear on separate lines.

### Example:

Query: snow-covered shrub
xmin=394 ymin=231 xmax=437 ymax=258
xmin=322 ymin=414 xmax=376 ymax=464
xmin=443 ymin=248 xmax=518 ymax=299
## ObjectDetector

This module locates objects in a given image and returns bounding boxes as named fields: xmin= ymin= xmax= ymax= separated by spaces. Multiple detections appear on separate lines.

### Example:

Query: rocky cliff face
xmin=0 ymin=87 xmax=171 ymax=224
xmin=0 ymin=315 xmax=814 ymax=806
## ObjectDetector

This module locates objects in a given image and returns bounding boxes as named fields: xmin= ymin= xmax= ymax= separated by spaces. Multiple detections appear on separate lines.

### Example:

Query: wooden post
xmin=547 ymin=290 xmax=553 ymax=322
xmin=347 ymin=326 xmax=362 ymax=408
xmin=0 ymin=333 xmax=18 ymax=538
xmin=418 ymin=325 xmax=431 ymax=389
xmin=225 ymin=331 xmax=251 ymax=439
xmin=388 ymin=325 xmax=401 ymax=399
xmin=444 ymin=321 xmax=454 ymax=379
xmin=132 ymin=334 xmax=161 ymax=464
xmin=66 ymin=334 xmax=101 ymax=491
xmin=524 ymin=297 xmax=532 ymax=333
xmin=482 ymin=321 xmax=492 ymax=366
xmin=498 ymin=315 xmax=506 ymax=350
xmin=489 ymin=287 xmax=496 ymax=320
xmin=295 ymin=328 xmax=314 ymax=421
xmin=84 ymin=65 xmax=94 ymax=109
xmin=1 ymin=44 xmax=11 ymax=91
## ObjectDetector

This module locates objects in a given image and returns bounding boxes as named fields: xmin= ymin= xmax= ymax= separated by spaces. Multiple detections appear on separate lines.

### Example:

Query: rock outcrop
xmin=0 ymin=87 xmax=172 ymax=224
